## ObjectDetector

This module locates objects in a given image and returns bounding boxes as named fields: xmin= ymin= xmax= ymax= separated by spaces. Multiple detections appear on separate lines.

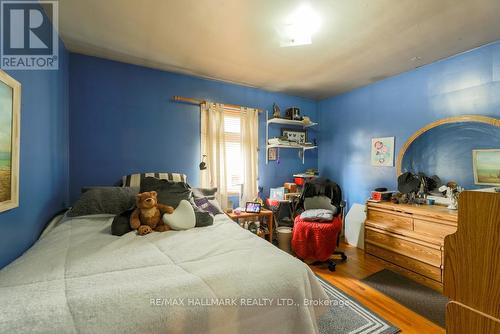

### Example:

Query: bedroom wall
xmin=68 ymin=54 xmax=318 ymax=203
xmin=0 ymin=46 xmax=69 ymax=268
xmin=318 ymin=40 xmax=500 ymax=209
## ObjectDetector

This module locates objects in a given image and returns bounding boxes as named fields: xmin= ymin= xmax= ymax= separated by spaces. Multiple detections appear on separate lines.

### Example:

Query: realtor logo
xmin=1 ymin=1 xmax=58 ymax=70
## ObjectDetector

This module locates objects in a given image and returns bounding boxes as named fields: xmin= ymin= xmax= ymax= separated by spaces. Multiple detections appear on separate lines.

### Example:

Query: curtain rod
xmin=172 ymin=95 xmax=262 ymax=113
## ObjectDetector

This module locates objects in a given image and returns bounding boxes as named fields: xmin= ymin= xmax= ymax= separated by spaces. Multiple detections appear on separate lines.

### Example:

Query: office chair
xmin=293 ymin=178 xmax=347 ymax=271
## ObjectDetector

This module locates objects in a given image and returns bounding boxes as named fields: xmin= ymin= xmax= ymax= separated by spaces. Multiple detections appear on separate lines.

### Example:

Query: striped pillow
xmin=122 ymin=172 xmax=187 ymax=187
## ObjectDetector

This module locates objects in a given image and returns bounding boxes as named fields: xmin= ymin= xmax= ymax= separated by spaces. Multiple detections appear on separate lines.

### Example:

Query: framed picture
xmin=268 ymin=147 xmax=277 ymax=161
xmin=0 ymin=70 xmax=21 ymax=213
xmin=371 ymin=137 xmax=395 ymax=167
xmin=281 ymin=128 xmax=307 ymax=144
xmin=473 ymin=149 xmax=500 ymax=186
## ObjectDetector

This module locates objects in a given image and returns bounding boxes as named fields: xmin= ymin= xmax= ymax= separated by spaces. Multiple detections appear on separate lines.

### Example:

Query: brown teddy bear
xmin=130 ymin=191 xmax=174 ymax=235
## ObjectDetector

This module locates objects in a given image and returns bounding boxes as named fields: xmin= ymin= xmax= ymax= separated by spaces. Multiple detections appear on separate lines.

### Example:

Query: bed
xmin=0 ymin=212 xmax=328 ymax=333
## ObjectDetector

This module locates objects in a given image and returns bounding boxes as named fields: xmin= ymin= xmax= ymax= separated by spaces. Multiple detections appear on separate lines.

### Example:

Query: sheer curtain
xmin=200 ymin=102 xmax=228 ymax=208
xmin=240 ymin=107 xmax=259 ymax=204
xmin=200 ymin=102 xmax=259 ymax=208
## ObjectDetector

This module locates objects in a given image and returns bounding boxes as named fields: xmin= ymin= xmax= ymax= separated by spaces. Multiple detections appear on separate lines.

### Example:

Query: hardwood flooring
xmin=310 ymin=242 xmax=445 ymax=334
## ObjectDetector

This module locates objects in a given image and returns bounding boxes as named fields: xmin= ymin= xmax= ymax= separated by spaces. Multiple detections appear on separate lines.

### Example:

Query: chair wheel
xmin=341 ymin=254 xmax=347 ymax=261
xmin=328 ymin=261 xmax=336 ymax=272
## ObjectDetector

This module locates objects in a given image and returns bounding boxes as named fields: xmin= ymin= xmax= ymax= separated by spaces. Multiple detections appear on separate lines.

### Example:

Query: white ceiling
xmin=53 ymin=0 xmax=500 ymax=99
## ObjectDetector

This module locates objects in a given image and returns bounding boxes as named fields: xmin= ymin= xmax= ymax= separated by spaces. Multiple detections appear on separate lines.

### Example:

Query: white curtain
xmin=200 ymin=102 xmax=228 ymax=209
xmin=200 ymin=102 xmax=259 ymax=208
xmin=240 ymin=107 xmax=259 ymax=204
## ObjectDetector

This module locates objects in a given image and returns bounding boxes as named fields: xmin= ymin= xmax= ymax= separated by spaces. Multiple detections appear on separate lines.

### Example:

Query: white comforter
xmin=0 ymin=214 xmax=328 ymax=334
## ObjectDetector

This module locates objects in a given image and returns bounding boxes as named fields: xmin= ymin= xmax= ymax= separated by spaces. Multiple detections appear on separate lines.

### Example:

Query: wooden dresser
xmin=364 ymin=201 xmax=458 ymax=291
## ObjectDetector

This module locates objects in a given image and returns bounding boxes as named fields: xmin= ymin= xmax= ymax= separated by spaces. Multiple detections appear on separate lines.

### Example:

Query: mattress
xmin=0 ymin=213 xmax=328 ymax=334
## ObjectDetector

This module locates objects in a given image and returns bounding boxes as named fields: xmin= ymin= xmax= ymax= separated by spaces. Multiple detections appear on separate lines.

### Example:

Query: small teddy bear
xmin=130 ymin=191 xmax=174 ymax=235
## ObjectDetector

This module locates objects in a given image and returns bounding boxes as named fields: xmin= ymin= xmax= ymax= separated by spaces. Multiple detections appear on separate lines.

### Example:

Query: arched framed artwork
xmin=0 ymin=70 xmax=21 ymax=213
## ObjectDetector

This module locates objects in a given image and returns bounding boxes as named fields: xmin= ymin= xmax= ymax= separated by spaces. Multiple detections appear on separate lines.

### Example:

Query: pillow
xmin=67 ymin=187 xmax=138 ymax=217
xmin=140 ymin=177 xmax=191 ymax=208
xmin=122 ymin=172 xmax=187 ymax=187
xmin=300 ymin=209 xmax=334 ymax=222
xmin=82 ymin=186 xmax=139 ymax=194
xmin=194 ymin=210 xmax=213 ymax=227
xmin=162 ymin=200 xmax=196 ymax=230
xmin=192 ymin=187 xmax=217 ymax=200
xmin=194 ymin=197 xmax=223 ymax=215
xmin=192 ymin=187 xmax=223 ymax=214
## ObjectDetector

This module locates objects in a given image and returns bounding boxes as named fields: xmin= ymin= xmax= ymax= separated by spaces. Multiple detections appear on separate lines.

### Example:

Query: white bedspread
xmin=0 ymin=214 xmax=328 ymax=334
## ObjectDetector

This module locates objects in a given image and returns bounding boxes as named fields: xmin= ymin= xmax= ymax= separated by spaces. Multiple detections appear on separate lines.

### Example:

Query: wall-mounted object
xmin=0 ymin=70 xmax=21 ymax=213
xmin=199 ymin=154 xmax=207 ymax=170
xmin=371 ymin=137 xmax=395 ymax=167
xmin=268 ymin=147 xmax=277 ymax=161
xmin=397 ymin=115 xmax=500 ymax=189
xmin=472 ymin=149 xmax=500 ymax=186
xmin=265 ymin=111 xmax=317 ymax=164
xmin=281 ymin=128 xmax=307 ymax=144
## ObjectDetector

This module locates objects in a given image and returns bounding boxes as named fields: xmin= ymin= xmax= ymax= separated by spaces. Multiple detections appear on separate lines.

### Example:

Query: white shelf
xmin=265 ymin=110 xmax=319 ymax=165
xmin=267 ymin=144 xmax=317 ymax=150
xmin=267 ymin=117 xmax=317 ymax=128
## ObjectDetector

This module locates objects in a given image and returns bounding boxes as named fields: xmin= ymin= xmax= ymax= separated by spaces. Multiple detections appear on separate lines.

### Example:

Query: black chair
xmin=297 ymin=178 xmax=347 ymax=271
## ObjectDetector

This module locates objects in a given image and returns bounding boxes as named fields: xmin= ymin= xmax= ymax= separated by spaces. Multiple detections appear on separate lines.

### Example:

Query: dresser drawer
xmin=367 ymin=209 xmax=413 ymax=231
xmin=366 ymin=243 xmax=442 ymax=282
xmin=365 ymin=228 xmax=441 ymax=267
xmin=414 ymin=219 xmax=457 ymax=239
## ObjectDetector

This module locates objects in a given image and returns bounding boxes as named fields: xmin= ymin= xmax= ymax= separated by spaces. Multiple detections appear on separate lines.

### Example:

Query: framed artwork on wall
xmin=268 ymin=147 xmax=277 ymax=161
xmin=0 ymin=70 xmax=21 ymax=213
xmin=281 ymin=128 xmax=307 ymax=144
xmin=472 ymin=149 xmax=500 ymax=186
xmin=371 ymin=137 xmax=395 ymax=167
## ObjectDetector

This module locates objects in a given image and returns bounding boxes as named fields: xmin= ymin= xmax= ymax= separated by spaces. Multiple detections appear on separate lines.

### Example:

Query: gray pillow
xmin=300 ymin=209 xmax=334 ymax=222
xmin=67 ymin=187 xmax=138 ymax=217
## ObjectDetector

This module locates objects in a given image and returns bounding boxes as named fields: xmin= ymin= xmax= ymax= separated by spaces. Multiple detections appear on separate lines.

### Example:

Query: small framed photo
xmin=268 ymin=147 xmax=277 ymax=161
xmin=473 ymin=149 xmax=500 ymax=186
xmin=281 ymin=128 xmax=307 ymax=144
xmin=371 ymin=137 xmax=395 ymax=167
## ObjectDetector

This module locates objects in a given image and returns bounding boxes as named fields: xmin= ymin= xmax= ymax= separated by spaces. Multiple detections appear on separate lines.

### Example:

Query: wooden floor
xmin=310 ymin=242 xmax=445 ymax=334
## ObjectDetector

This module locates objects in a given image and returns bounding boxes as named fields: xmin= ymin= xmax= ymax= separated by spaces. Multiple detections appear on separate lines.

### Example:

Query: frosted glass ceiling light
xmin=278 ymin=3 xmax=321 ymax=47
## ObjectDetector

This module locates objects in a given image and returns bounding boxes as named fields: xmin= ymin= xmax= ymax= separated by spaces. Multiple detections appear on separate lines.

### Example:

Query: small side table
xmin=226 ymin=209 xmax=274 ymax=242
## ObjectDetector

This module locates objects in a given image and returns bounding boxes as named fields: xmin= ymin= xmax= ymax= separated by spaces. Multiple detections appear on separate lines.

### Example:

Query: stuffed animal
xmin=130 ymin=191 xmax=174 ymax=235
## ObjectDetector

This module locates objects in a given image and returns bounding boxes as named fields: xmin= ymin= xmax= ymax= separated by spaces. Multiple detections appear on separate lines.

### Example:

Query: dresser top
xmin=367 ymin=200 xmax=458 ymax=222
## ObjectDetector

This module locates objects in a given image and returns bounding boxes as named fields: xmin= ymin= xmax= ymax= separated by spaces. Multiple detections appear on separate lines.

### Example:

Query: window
xmin=224 ymin=110 xmax=243 ymax=194
xmin=200 ymin=102 xmax=258 ymax=203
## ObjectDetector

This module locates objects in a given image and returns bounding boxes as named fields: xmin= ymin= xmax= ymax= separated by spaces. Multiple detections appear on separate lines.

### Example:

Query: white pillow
xmin=162 ymin=200 xmax=196 ymax=230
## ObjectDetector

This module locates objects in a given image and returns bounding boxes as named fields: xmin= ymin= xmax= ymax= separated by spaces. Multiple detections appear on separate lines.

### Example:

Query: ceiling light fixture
xmin=278 ymin=3 xmax=321 ymax=47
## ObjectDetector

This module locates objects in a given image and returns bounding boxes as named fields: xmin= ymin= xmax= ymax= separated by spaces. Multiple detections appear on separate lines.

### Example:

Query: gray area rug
xmin=317 ymin=276 xmax=400 ymax=334
xmin=361 ymin=269 xmax=449 ymax=327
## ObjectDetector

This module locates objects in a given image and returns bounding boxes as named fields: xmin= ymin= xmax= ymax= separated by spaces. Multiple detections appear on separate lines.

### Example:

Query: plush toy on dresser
xmin=130 ymin=191 xmax=174 ymax=235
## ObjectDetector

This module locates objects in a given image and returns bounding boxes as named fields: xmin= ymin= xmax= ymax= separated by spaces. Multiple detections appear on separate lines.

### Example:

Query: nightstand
xmin=226 ymin=209 xmax=274 ymax=242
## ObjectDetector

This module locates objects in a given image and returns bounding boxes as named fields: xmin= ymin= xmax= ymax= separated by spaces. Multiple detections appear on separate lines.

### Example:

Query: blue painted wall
xmin=318 ymin=41 xmax=500 ymax=209
xmin=68 ymin=54 xmax=318 ymax=203
xmin=0 ymin=40 xmax=69 ymax=266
